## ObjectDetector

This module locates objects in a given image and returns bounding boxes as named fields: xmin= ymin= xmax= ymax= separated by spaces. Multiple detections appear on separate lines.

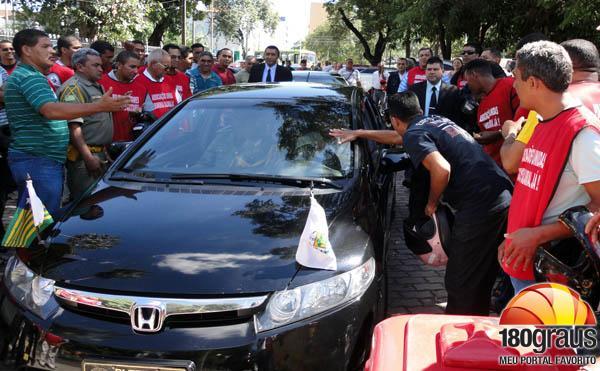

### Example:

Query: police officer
xmin=58 ymin=48 xmax=115 ymax=201
xmin=330 ymin=92 xmax=513 ymax=315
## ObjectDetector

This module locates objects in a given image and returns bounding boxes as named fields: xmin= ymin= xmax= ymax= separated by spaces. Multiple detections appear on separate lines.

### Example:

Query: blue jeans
xmin=8 ymin=149 xmax=64 ymax=218
xmin=510 ymin=277 xmax=537 ymax=294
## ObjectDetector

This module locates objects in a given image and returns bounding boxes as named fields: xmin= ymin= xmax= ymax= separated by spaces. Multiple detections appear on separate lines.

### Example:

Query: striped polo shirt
xmin=5 ymin=63 xmax=69 ymax=163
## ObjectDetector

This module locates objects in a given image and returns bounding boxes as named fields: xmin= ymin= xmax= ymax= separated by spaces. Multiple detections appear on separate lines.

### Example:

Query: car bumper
xmin=0 ymin=280 xmax=382 ymax=371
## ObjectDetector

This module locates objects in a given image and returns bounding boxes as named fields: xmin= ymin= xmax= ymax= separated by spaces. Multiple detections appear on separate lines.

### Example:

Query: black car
xmin=291 ymin=71 xmax=349 ymax=86
xmin=0 ymin=83 xmax=398 ymax=371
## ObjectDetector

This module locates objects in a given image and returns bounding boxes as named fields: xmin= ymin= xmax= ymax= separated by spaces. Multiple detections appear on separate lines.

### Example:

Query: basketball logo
xmin=499 ymin=283 xmax=596 ymax=326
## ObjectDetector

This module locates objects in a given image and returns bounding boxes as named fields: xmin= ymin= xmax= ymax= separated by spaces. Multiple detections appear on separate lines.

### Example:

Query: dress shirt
xmin=262 ymin=64 xmax=276 ymax=82
xmin=424 ymin=80 xmax=442 ymax=116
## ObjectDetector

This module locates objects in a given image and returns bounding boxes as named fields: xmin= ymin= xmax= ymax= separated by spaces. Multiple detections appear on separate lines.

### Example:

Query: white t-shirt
xmin=371 ymin=70 xmax=389 ymax=90
xmin=542 ymin=127 xmax=600 ymax=224
xmin=339 ymin=67 xmax=360 ymax=86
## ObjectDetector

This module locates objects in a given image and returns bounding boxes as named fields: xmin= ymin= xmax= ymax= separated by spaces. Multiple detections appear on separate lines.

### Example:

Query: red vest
xmin=47 ymin=63 xmax=75 ymax=91
xmin=2 ymin=64 xmax=16 ymax=75
xmin=477 ymin=78 xmax=521 ymax=165
xmin=503 ymin=107 xmax=600 ymax=279
xmin=212 ymin=65 xmax=236 ymax=85
xmin=407 ymin=66 xmax=427 ymax=87
xmin=164 ymin=71 xmax=192 ymax=101
xmin=568 ymin=80 xmax=600 ymax=118
xmin=137 ymin=73 xmax=177 ymax=119
xmin=99 ymin=73 xmax=148 ymax=142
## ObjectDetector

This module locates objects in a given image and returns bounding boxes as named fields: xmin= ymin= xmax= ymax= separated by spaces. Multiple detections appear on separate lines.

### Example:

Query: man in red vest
xmin=398 ymin=47 xmax=432 ymax=92
xmin=136 ymin=49 xmax=178 ymax=119
xmin=162 ymin=43 xmax=192 ymax=101
xmin=499 ymin=41 xmax=600 ymax=293
xmin=212 ymin=48 xmax=236 ymax=85
xmin=99 ymin=50 xmax=147 ymax=142
xmin=463 ymin=59 xmax=525 ymax=166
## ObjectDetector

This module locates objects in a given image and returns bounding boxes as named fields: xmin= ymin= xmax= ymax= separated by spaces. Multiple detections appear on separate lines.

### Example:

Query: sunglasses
xmin=461 ymin=50 xmax=477 ymax=55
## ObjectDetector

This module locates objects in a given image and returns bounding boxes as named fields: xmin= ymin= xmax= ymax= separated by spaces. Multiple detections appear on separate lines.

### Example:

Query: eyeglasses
xmin=461 ymin=50 xmax=477 ymax=55
xmin=1 ymin=47 xmax=14 ymax=52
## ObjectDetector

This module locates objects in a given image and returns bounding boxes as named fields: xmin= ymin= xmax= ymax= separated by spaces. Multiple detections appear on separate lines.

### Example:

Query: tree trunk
xmin=404 ymin=33 xmax=411 ymax=58
xmin=437 ymin=25 xmax=451 ymax=59
xmin=338 ymin=8 xmax=387 ymax=65
xmin=149 ymin=17 xmax=170 ymax=46
xmin=478 ymin=23 xmax=491 ymax=46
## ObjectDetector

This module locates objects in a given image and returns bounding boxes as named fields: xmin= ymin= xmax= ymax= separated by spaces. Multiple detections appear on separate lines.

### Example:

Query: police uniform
xmin=57 ymin=73 xmax=113 ymax=201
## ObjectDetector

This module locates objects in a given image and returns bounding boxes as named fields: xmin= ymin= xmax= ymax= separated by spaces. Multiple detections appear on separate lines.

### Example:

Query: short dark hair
xmin=463 ymin=58 xmax=494 ymax=77
xmin=216 ymin=48 xmax=231 ymax=58
xmin=516 ymin=41 xmax=572 ymax=93
xmin=426 ymin=56 xmax=443 ymax=68
xmin=463 ymin=42 xmax=482 ymax=55
xmin=191 ymin=43 xmax=204 ymax=49
xmin=265 ymin=45 xmax=280 ymax=57
xmin=115 ymin=50 xmax=139 ymax=64
xmin=162 ymin=43 xmax=180 ymax=53
xmin=180 ymin=46 xmax=192 ymax=57
xmin=483 ymin=47 xmax=502 ymax=59
xmin=388 ymin=91 xmax=423 ymax=122
xmin=90 ymin=40 xmax=114 ymax=55
xmin=516 ymin=32 xmax=547 ymax=51
xmin=198 ymin=51 xmax=214 ymax=60
xmin=13 ymin=29 xmax=48 ymax=58
xmin=560 ymin=39 xmax=599 ymax=72
xmin=300 ymin=59 xmax=307 ymax=64
xmin=57 ymin=35 xmax=79 ymax=56
xmin=131 ymin=40 xmax=144 ymax=46
xmin=418 ymin=47 xmax=433 ymax=56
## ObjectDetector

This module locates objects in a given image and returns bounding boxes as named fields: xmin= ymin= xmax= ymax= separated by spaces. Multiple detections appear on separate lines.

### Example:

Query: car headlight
xmin=4 ymin=256 xmax=59 ymax=319
xmin=255 ymin=257 xmax=375 ymax=332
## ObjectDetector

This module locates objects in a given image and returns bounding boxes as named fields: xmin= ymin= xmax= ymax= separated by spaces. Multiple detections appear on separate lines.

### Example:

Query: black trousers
xmin=444 ymin=208 xmax=508 ymax=315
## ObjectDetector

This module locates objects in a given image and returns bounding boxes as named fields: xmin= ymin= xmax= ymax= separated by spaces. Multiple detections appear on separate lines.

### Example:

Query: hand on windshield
xmin=585 ymin=212 xmax=600 ymax=244
xmin=329 ymin=129 xmax=358 ymax=144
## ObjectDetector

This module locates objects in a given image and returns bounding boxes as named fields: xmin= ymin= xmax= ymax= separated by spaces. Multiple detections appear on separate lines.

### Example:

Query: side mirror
xmin=379 ymin=150 xmax=412 ymax=174
xmin=107 ymin=141 xmax=132 ymax=160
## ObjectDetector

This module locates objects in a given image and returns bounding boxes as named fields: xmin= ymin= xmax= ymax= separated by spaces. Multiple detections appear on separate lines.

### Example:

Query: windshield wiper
xmin=169 ymin=173 xmax=342 ymax=189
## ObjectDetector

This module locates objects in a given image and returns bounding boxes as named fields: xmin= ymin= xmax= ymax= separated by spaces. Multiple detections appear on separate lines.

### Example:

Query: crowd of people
xmin=330 ymin=34 xmax=600 ymax=315
xmin=0 ymin=26 xmax=599 ymax=318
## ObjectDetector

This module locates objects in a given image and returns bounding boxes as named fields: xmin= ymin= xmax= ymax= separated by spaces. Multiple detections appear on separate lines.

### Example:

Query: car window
xmin=122 ymin=99 xmax=354 ymax=179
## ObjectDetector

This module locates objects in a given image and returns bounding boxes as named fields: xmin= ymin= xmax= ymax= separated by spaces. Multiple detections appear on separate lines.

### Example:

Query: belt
xmin=67 ymin=144 xmax=106 ymax=162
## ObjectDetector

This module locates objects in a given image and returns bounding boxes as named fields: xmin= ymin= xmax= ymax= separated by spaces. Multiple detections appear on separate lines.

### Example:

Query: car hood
xmin=33 ymin=181 xmax=371 ymax=296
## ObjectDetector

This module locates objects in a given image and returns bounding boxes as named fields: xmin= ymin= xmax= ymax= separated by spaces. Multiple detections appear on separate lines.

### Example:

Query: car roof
xmin=192 ymin=82 xmax=356 ymax=101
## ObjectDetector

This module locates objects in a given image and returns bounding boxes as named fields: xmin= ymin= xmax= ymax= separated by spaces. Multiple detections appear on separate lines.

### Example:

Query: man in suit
xmin=386 ymin=58 xmax=408 ymax=96
xmin=248 ymin=45 xmax=292 ymax=83
xmin=409 ymin=56 xmax=466 ymax=128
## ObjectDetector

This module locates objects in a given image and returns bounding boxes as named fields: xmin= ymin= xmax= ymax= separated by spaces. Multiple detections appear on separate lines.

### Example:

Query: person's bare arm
xmin=473 ymin=130 xmax=503 ymax=145
xmin=500 ymin=117 xmax=526 ymax=174
xmin=40 ymin=87 xmax=130 ymax=120
xmin=329 ymin=129 xmax=402 ymax=145
xmin=421 ymin=151 xmax=451 ymax=217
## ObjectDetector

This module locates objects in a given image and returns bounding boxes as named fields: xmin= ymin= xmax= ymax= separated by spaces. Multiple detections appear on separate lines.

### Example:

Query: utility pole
xmin=181 ymin=0 xmax=186 ymax=45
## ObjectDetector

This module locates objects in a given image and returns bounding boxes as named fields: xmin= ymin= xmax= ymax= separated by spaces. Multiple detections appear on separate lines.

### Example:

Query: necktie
xmin=429 ymin=86 xmax=438 ymax=115
xmin=266 ymin=67 xmax=272 ymax=82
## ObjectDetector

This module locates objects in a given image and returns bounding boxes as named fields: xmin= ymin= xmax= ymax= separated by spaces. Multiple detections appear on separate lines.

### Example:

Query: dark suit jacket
xmin=248 ymin=64 xmax=293 ymax=83
xmin=409 ymin=81 xmax=468 ymax=129
xmin=386 ymin=71 xmax=401 ymax=96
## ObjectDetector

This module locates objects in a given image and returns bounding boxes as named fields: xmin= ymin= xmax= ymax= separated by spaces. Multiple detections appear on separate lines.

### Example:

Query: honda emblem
xmin=131 ymin=305 xmax=165 ymax=333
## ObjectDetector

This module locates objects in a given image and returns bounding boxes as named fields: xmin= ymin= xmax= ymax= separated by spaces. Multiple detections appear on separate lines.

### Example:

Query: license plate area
xmin=82 ymin=358 xmax=195 ymax=371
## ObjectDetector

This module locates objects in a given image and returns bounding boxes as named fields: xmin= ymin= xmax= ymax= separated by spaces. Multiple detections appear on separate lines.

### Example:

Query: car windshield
xmin=121 ymin=98 xmax=353 ymax=179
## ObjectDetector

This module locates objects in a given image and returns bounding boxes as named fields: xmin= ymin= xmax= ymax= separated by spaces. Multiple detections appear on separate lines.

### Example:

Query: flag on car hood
xmin=1 ymin=178 xmax=53 ymax=248
xmin=296 ymin=195 xmax=337 ymax=270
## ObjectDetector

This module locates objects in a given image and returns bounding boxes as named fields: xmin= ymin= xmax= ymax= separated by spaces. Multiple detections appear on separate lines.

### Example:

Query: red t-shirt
xmin=212 ymin=65 xmax=236 ymax=85
xmin=407 ymin=66 xmax=426 ymax=87
xmin=99 ymin=71 xmax=148 ymax=142
xmin=164 ymin=71 xmax=192 ymax=101
xmin=568 ymin=80 xmax=600 ymax=118
xmin=136 ymin=71 xmax=178 ymax=119
xmin=476 ymin=77 xmax=522 ymax=165
xmin=457 ymin=76 xmax=468 ymax=89
xmin=47 ymin=63 xmax=75 ymax=91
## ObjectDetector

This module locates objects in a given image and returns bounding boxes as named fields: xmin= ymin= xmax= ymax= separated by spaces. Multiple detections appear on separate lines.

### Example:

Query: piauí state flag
xmin=1 ymin=179 xmax=54 ymax=248
xmin=296 ymin=195 xmax=337 ymax=271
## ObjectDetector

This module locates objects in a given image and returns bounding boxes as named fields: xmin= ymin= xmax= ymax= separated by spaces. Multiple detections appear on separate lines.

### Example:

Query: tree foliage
xmin=212 ymin=0 xmax=278 ymax=58
xmin=324 ymin=0 xmax=600 ymax=62
xmin=304 ymin=21 xmax=365 ymax=64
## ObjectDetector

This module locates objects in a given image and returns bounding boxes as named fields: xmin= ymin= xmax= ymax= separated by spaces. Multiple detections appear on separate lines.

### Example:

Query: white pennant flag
xmin=26 ymin=179 xmax=46 ymax=227
xmin=296 ymin=195 xmax=337 ymax=271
